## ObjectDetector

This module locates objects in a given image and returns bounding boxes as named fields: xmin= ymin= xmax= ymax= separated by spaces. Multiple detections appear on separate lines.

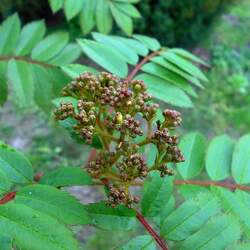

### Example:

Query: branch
xmin=126 ymin=49 xmax=162 ymax=81
xmin=0 ymin=55 xmax=54 ymax=68
xmin=136 ymin=210 xmax=168 ymax=250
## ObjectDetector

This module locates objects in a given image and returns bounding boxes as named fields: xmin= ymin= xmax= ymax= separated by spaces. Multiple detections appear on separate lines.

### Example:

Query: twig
xmin=126 ymin=49 xmax=163 ymax=81
xmin=136 ymin=210 xmax=168 ymax=250
xmin=0 ymin=55 xmax=54 ymax=68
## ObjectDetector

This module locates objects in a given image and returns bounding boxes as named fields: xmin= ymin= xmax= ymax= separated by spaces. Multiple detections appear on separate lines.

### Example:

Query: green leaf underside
xmin=122 ymin=235 xmax=156 ymax=250
xmin=15 ymin=20 xmax=46 ymax=56
xmin=133 ymin=34 xmax=161 ymax=51
xmin=0 ymin=202 xmax=79 ymax=250
xmin=61 ymin=64 xmax=97 ymax=78
xmin=39 ymin=167 xmax=93 ymax=187
xmin=7 ymin=60 xmax=34 ymax=107
xmin=84 ymin=201 xmax=136 ymax=231
xmin=232 ymin=134 xmax=250 ymax=184
xmin=206 ymin=135 xmax=234 ymax=181
xmin=78 ymin=39 xmax=128 ymax=77
xmin=135 ymin=74 xmax=193 ymax=108
xmin=64 ymin=0 xmax=84 ymax=21
xmin=141 ymin=171 xmax=173 ymax=217
xmin=0 ymin=142 xmax=33 ymax=184
xmin=212 ymin=187 xmax=250 ymax=237
xmin=96 ymin=0 xmax=112 ymax=34
xmin=161 ymin=192 xmax=220 ymax=241
xmin=177 ymin=132 xmax=206 ymax=179
xmin=31 ymin=32 xmax=69 ymax=61
xmin=0 ymin=13 xmax=20 ymax=55
xmin=15 ymin=184 xmax=89 ymax=225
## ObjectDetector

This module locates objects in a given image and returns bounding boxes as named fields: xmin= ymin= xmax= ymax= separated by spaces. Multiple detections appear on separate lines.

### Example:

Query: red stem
xmin=126 ymin=50 xmax=162 ymax=81
xmin=0 ymin=191 xmax=16 ymax=205
xmin=136 ymin=210 xmax=168 ymax=250
xmin=0 ymin=55 xmax=54 ymax=68
xmin=174 ymin=179 xmax=250 ymax=191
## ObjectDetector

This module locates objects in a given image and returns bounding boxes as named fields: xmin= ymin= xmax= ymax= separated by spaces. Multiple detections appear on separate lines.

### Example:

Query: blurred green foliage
xmin=135 ymin=0 xmax=235 ymax=47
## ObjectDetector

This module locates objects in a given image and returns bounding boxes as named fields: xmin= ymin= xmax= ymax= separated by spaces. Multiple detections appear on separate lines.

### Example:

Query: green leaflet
xmin=179 ymin=185 xmax=209 ymax=200
xmin=110 ymin=2 xmax=133 ymax=36
xmin=39 ymin=167 xmax=93 ymax=187
xmin=96 ymin=0 xmax=112 ymax=34
xmin=161 ymin=193 xmax=220 ymax=241
xmin=231 ymin=134 xmax=250 ymax=184
xmin=212 ymin=187 xmax=250 ymax=237
xmin=141 ymin=62 xmax=197 ymax=97
xmin=121 ymin=235 xmax=156 ymax=250
xmin=15 ymin=184 xmax=90 ymax=225
xmin=0 ymin=235 xmax=12 ymax=250
xmin=151 ymin=56 xmax=203 ymax=88
xmin=162 ymin=51 xmax=208 ymax=82
xmin=133 ymin=34 xmax=161 ymax=51
xmin=0 ymin=168 xmax=11 ymax=195
xmin=15 ymin=20 xmax=46 ymax=56
xmin=64 ymin=0 xmax=84 ymax=20
xmin=7 ymin=60 xmax=34 ymax=107
xmin=79 ymin=0 xmax=96 ymax=34
xmin=61 ymin=64 xmax=97 ymax=78
xmin=112 ymin=36 xmax=149 ymax=56
xmin=0 ymin=142 xmax=33 ymax=184
xmin=84 ymin=201 xmax=136 ymax=231
xmin=32 ymin=64 xmax=54 ymax=112
xmin=78 ymin=39 xmax=128 ymax=77
xmin=181 ymin=214 xmax=241 ymax=250
xmin=206 ymin=134 xmax=234 ymax=181
xmin=0 ymin=61 xmax=7 ymax=106
xmin=49 ymin=43 xmax=81 ymax=66
xmin=113 ymin=2 xmax=141 ymax=18
xmin=0 ymin=202 xmax=79 ymax=250
xmin=31 ymin=32 xmax=69 ymax=62
xmin=49 ymin=0 xmax=64 ymax=13
xmin=92 ymin=32 xmax=138 ymax=65
xmin=177 ymin=132 xmax=206 ymax=179
xmin=136 ymin=73 xmax=193 ymax=108
xmin=141 ymin=171 xmax=173 ymax=217
xmin=0 ymin=13 xmax=20 ymax=55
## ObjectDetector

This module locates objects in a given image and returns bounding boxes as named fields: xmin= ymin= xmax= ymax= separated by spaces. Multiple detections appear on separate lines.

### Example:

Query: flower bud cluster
xmin=55 ymin=72 xmax=184 ymax=207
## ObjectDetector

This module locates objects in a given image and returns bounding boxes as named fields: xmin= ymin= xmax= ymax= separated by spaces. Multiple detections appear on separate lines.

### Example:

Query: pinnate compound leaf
xmin=40 ymin=167 xmax=93 ymax=187
xmin=64 ymin=0 xmax=84 ymax=21
xmin=122 ymin=235 xmax=156 ymax=250
xmin=61 ymin=64 xmax=97 ymax=78
xmin=0 ymin=202 xmax=79 ymax=250
xmin=15 ymin=184 xmax=90 ymax=225
xmin=31 ymin=32 xmax=69 ymax=61
xmin=206 ymin=134 xmax=234 ymax=181
xmin=49 ymin=0 xmax=64 ymax=13
xmin=78 ymin=39 xmax=128 ymax=77
xmin=84 ymin=201 xmax=136 ymax=231
xmin=0 ymin=13 xmax=20 ymax=55
xmin=110 ymin=2 xmax=133 ymax=36
xmin=161 ymin=192 xmax=220 ymax=241
xmin=15 ymin=20 xmax=46 ymax=56
xmin=181 ymin=214 xmax=241 ymax=250
xmin=7 ymin=60 xmax=34 ymax=107
xmin=177 ymin=132 xmax=206 ymax=179
xmin=96 ymin=0 xmax=112 ymax=34
xmin=141 ymin=171 xmax=173 ymax=217
xmin=133 ymin=34 xmax=161 ymax=51
xmin=0 ymin=142 xmax=33 ymax=184
xmin=232 ymin=134 xmax=250 ymax=184
xmin=136 ymin=73 xmax=193 ymax=107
